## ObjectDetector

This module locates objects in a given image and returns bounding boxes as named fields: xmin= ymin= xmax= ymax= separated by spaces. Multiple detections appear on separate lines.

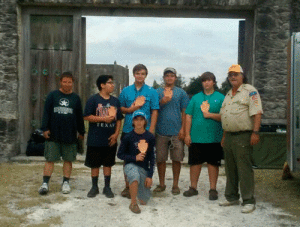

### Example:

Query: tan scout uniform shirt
xmin=220 ymin=84 xmax=263 ymax=132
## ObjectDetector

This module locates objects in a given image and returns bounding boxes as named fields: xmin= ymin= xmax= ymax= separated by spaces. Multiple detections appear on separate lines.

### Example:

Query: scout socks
xmin=104 ymin=175 xmax=111 ymax=188
xmin=43 ymin=176 xmax=50 ymax=184
xmin=63 ymin=177 xmax=70 ymax=183
xmin=92 ymin=176 xmax=99 ymax=188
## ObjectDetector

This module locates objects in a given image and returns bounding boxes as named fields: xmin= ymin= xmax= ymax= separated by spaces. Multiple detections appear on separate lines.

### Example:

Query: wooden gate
xmin=20 ymin=9 xmax=86 ymax=153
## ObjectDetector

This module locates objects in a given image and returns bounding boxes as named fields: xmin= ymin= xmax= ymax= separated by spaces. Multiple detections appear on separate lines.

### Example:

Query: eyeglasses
xmin=228 ymin=73 xmax=240 ymax=78
xmin=106 ymin=81 xmax=114 ymax=85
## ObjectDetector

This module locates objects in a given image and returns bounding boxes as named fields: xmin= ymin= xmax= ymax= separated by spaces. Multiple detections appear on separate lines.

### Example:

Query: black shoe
xmin=87 ymin=187 xmax=99 ymax=198
xmin=209 ymin=189 xmax=218 ymax=200
xmin=183 ymin=187 xmax=198 ymax=197
xmin=103 ymin=187 xmax=114 ymax=198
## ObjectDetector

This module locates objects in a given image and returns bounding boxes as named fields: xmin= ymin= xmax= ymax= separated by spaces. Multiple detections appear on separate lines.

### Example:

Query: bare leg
xmin=207 ymin=164 xmax=219 ymax=190
xmin=190 ymin=164 xmax=202 ymax=189
xmin=157 ymin=162 xmax=166 ymax=187
xmin=103 ymin=166 xmax=111 ymax=176
xmin=63 ymin=161 xmax=72 ymax=178
xmin=43 ymin=161 xmax=54 ymax=176
xmin=91 ymin=168 xmax=99 ymax=177
xmin=172 ymin=161 xmax=181 ymax=188
xmin=129 ymin=181 xmax=138 ymax=204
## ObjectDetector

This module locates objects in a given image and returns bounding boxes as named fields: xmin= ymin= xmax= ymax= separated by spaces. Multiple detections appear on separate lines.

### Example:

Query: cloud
xmin=86 ymin=16 xmax=239 ymax=87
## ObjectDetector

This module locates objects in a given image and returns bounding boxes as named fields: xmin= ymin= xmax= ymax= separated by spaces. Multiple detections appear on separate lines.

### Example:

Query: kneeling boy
xmin=117 ymin=111 xmax=155 ymax=214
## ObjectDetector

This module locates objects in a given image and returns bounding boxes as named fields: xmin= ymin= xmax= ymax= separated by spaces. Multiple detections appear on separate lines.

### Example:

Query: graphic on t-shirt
xmin=59 ymin=98 xmax=69 ymax=107
xmin=96 ymin=103 xmax=115 ymax=128
xmin=54 ymin=98 xmax=73 ymax=115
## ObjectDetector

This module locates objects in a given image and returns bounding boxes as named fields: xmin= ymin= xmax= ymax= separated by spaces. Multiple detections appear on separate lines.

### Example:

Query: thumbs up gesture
xmin=138 ymin=139 xmax=148 ymax=154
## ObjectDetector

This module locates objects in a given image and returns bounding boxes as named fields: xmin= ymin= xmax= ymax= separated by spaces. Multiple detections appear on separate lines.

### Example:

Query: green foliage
xmin=185 ymin=77 xmax=203 ymax=96
xmin=152 ymin=80 xmax=161 ymax=89
xmin=219 ymin=79 xmax=231 ymax=95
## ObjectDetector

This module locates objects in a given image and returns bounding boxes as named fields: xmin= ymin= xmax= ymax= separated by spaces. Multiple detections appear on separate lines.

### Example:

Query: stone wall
xmin=254 ymin=0 xmax=291 ymax=125
xmin=0 ymin=1 xmax=19 ymax=160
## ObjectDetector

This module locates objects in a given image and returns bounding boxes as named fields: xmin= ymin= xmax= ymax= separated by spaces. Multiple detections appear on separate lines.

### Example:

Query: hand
xmin=184 ymin=135 xmax=191 ymax=147
xmin=43 ymin=130 xmax=50 ymax=139
xmin=250 ymin=133 xmax=260 ymax=146
xmin=134 ymin=96 xmax=146 ymax=107
xmin=202 ymin=111 xmax=211 ymax=119
xmin=144 ymin=177 xmax=152 ymax=188
xmin=108 ymin=133 xmax=118 ymax=147
xmin=129 ymin=103 xmax=141 ymax=112
xmin=138 ymin=139 xmax=148 ymax=153
xmin=104 ymin=115 xmax=115 ymax=123
xmin=178 ymin=128 xmax=185 ymax=141
xmin=221 ymin=136 xmax=225 ymax=147
xmin=136 ymin=152 xmax=145 ymax=162
xmin=78 ymin=134 xmax=84 ymax=140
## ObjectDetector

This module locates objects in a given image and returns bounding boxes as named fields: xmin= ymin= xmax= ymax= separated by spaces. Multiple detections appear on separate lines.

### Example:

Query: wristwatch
xmin=252 ymin=131 xmax=259 ymax=135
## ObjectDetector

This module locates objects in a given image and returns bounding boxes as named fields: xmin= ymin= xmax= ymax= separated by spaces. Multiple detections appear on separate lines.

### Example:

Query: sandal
xmin=129 ymin=203 xmax=141 ymax=214
xmin=153 ymin=185 xmax=166 ymax=192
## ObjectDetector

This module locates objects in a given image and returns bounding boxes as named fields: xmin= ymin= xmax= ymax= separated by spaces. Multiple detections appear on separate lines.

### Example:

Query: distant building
xmin=86 ymin=62 xmax=129 ymax=100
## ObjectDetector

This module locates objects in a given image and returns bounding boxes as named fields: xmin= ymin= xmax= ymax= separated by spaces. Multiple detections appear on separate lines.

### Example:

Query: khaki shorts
xmin=155 ymin=134 xmax=185 ymax=163
xmin=44 ymin=141 xmax=77 ymax=162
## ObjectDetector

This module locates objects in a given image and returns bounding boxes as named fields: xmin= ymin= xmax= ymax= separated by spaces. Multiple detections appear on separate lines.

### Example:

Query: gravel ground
xmin=21 ymin=162 xmax=300 ymax=227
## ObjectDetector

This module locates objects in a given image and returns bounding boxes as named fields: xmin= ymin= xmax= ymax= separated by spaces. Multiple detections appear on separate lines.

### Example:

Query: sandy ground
xmin=14 ymin=161 xmax=299 ymax=227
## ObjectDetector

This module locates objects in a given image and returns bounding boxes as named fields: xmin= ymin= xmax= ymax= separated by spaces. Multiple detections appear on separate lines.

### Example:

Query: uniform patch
xmin=249 ymin=91 xmax=257 ymax=96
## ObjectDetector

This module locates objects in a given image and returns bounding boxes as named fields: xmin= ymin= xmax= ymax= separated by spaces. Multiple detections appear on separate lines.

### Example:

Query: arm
xmin=120 ymin=105 xmax=140 ymax=114
xmin=184 ymin=114 xmax=192 ymax=146
xmin=109 ymin=119 xmax=122 ymax=147
xmin=145 ymin=137 xmax=155 ymax=188
xmin=117 ymin=138 xmax=136 ymax=162
xmin=41 ymin=93 xmax=52 ymax=139
xmin=76 ymin=98 xmax=85 ymax=138
xmin=203 ymin=112 xmax=221 ymax=121
xmin=250 ymin=113 xmax=262 ymax=146
xmin=159 ymin=96 xmax=171 ymax=106
xmin=84 ymin=115 xmax=114 ymax=123
xmin=221 ymin=131 xmax=226 ymax=147
xmin=149 ymin=109 xmax=158 ymax=134
xmin=178 ymin=110 xmax=186 ymax=140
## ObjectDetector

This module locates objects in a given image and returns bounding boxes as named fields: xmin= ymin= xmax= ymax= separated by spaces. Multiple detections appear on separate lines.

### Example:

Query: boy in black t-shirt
xmin=84 ymin=75 xmax=123 ymax=198
xmin=117 ymin=111 xmax=155 ymax=214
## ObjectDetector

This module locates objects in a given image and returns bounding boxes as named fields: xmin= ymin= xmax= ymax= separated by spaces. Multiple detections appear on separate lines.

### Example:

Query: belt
xmin=227 ymin=130 xmax=252 ymax=135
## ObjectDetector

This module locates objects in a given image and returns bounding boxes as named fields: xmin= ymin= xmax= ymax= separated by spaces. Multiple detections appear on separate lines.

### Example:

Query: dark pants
xmin=223 ymin=131 xmax=255 ymax=205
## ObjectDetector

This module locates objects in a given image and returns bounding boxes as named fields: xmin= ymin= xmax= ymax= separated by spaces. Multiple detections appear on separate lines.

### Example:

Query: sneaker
xmin=153 ymin=185 xmax=166 ymax=193
xmin=38 ymin=183 xmax=49 ymax=195
xmin=103 ymin=187 xmax=114 ymax=198
xmin=129 ymin=203 xmax=141 ymax=214
xmin=87 ymin=187 xmax=99 ymax=198
xmin=61 ymin=181 xmax=71 ymax=194
xmin=241 ymin=204 xmax=256 ymax=213
xmin=183 ymin=187 xmax=198 ymax=197
xmin=209 ymin=189 xmax=218 ymax=200
xmin=171 ymin=186 xmax=180 ymax=195
xmin=121 ymin=187 xmax=131 ymax=199
xmin=219 ymin=200 xmax=240 ymax=206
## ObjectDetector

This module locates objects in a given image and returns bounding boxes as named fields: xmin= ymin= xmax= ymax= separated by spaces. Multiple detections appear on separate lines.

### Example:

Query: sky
xmin=86 ymin=16 xmax=240 ymax=88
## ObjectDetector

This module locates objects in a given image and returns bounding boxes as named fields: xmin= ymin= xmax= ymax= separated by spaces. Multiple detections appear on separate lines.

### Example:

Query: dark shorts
xmin=85 ymin=145 xmax=117 ymax=168
xmin=188 ymin=143 xmax=223 ymax=166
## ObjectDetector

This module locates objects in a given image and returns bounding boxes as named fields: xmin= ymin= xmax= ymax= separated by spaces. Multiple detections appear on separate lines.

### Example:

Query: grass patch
xmin=0 ymin=162 xmax=72 ymax=226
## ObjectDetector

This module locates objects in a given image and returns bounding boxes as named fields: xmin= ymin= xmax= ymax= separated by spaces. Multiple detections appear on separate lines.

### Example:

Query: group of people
xmin=38 ymin=63 xmax=263 ymax=215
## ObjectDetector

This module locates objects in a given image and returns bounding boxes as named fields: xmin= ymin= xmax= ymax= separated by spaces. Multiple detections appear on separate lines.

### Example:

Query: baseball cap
xmin=163 ymin=67 xmax=177 ymax=75
xmin=228 ymin=64 xmax=244 ymax=73
xmin=132 ymin=111 xmax=147 ymax=120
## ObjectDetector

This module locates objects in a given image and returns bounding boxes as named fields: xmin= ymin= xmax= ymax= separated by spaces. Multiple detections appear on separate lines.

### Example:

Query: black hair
xmin=133 ymin=64 xmax=148 ymax=75
xmin=60 ymin=71 xmax=74 ymax=81
xmin=96 ymin=75 xmax=113 ymax=91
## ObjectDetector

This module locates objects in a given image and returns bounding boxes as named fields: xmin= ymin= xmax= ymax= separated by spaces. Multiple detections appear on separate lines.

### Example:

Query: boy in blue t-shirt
xmin=84 ymin=75 xmax=123 ymax=198
xmin=117 ymin=111 xmax=155 ymax=214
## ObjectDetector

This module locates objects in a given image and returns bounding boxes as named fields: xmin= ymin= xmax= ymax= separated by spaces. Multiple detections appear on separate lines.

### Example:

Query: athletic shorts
xmin=188 ymin=143 xmax=223 ymax=166
xmin=84 ymin=145 xmax=117 ymax=168
xmin=124 ymin=163 xmax=151 ymax=203
xmin=155 ymin=134 xmax=185 ymax=163
xmin=44 ymin=141 xmax=77 ymax=162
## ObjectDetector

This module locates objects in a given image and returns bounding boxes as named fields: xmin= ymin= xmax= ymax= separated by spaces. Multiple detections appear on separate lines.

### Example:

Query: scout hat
xmin=228 ymin=64 xmax=244 ymax=73
xmin=163 ymin=67 xmax=177 ymax=75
